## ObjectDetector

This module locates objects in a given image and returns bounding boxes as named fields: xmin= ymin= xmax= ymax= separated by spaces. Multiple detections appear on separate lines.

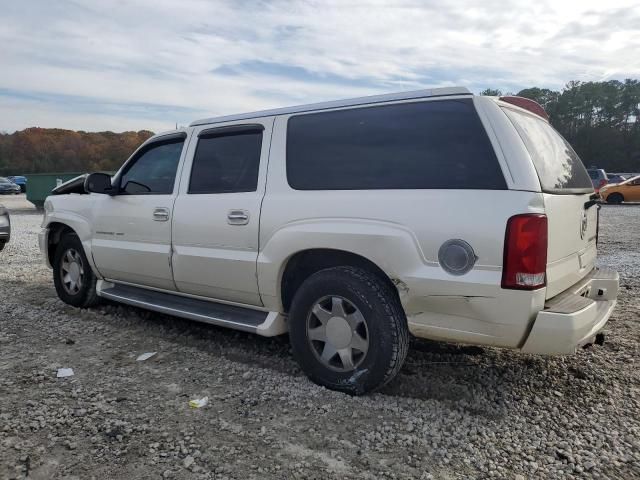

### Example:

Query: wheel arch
xmin=44 ymin=215 xmax=100 ymax=278
xmin=46 ymin=222 xmax=77 ymax=267
xmin=279 ymin=248 xmax=400 ymax=313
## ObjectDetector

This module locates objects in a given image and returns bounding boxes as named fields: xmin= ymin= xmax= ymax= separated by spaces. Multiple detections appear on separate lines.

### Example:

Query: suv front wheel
xmin=53 ymin=233 xmax=100 ymax=308
xmin=289 ymin=266 xmax=409 ymax=394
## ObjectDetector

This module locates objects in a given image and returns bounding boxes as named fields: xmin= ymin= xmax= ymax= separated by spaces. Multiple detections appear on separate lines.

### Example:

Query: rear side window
xmin=286 ymin=99 xmax=506 ymax=190
xmin=502 ymin=108 xmax=593 ymax=193
xmin=188 ymin=129 xmax=262 ymax=194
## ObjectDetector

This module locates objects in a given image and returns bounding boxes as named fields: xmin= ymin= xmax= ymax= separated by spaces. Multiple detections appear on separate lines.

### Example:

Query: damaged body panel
xmin=51 ymin=174 xmax=89 ymax=196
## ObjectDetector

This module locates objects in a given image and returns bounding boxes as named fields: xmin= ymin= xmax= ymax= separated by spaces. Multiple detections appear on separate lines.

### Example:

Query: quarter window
xmin=188 ymin=129 xmax=262 ymax=194
xmin=286 ymin=99 xmax=506 ymax=190
xmin=120 ymin=138 xmax=185 ymax=194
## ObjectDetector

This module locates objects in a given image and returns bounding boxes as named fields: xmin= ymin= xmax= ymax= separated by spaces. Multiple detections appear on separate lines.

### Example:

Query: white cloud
xmin=0 ymin=0 xmax=638 ymax=132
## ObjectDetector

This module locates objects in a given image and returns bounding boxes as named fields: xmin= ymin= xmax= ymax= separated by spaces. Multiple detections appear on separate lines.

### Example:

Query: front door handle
xmin=227 ymin=209 xmax=249 ymax=225
xmin=153 ymin=207 xmax=170 ymax=222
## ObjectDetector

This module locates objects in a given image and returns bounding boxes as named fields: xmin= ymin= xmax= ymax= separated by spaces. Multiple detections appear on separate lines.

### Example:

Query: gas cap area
xmin=438 ymin=239 xmax=477 ymax=275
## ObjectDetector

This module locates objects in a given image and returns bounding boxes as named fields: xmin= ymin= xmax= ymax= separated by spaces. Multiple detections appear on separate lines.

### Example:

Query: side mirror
xmin=85 ymin=173 xmax=114 ymax=195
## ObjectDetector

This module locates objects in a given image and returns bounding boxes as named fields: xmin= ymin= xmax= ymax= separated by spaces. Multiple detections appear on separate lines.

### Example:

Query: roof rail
xmin=190 ymin=87 xmax=472 ymax=127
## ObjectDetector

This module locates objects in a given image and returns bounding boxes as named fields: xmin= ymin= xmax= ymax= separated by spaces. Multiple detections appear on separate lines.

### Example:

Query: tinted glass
xmin=286 ymin=99 xmax=505 ymax=190
xmin=189 ymin=130 xmax=262 ymax=194
xmin=503 ymin=108 xmax=593 ymax=193
xmin=120 ymin=139 xmax=184 ymax=194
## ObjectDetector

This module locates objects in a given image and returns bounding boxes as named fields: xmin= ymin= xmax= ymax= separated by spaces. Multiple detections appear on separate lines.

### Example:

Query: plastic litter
xmin=136 ymin=352 xmax=157 ymax=362
xmin=56 ymin=368 xmax=74 ymax=378
xmin=188 ymin=397 xmax=209 ymax=409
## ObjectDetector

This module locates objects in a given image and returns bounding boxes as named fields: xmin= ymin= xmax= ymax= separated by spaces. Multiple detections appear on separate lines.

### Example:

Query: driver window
xmin=120 ymin=138 xmax=185 ymax=194
xmin=188 ymin=129 xmax=262 ymax=194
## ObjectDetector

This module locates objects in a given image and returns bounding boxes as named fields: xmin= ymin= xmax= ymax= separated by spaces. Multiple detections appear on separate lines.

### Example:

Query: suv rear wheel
xmin=53 ymin=233 xmax=100 ymax=308
xmin=289 ymin=266 xmax=409 ymax=394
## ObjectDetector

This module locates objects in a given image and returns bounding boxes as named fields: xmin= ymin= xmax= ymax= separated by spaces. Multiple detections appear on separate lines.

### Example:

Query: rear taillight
xmin=502 ymin=214 xmax=548 ymax=290
xmin=599 ymin=179 xmax=607 ymax=188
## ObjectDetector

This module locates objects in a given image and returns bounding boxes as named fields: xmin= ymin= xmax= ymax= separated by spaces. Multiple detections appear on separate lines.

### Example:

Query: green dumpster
xmin=25 ymin=172 xmax=84 ymax=209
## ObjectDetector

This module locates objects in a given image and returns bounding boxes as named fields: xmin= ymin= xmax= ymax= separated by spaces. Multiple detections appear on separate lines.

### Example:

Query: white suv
xmin=40 ymin=87 xmax=618 ymax=394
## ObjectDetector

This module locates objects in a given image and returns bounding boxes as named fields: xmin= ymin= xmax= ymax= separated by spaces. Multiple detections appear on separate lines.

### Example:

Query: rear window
xmin=503 ymin=108 xmax=593 ymax=193
xmin=286 ymin=99 xmax=506 ymax=190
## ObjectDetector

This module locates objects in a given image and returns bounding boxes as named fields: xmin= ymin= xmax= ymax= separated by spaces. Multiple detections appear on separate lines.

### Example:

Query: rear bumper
xmin=521 ymin=267 xmax=619 ymax=355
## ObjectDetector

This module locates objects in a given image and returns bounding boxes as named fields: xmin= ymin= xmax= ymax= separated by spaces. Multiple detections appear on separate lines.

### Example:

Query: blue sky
xmin=1 ymin=0 xmax=639 ymax=133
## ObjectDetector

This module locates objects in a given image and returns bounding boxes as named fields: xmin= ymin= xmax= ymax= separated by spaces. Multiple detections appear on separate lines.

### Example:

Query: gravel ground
xmin=0 ymin=195 xmax=639 ymax=480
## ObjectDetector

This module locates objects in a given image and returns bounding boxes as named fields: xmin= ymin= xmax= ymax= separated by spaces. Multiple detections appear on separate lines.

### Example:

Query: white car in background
xmin=39 ymin=88 xmax=619 ymax=394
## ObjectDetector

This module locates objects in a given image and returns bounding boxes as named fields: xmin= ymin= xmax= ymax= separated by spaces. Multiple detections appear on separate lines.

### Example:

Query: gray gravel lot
xmin=0 ymin=195 xmax=639 ymax=479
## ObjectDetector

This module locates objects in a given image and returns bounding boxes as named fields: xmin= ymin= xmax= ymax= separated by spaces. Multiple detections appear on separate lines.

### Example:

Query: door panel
xmin=171 ymin=118 xmax=274 ymax=306
xmin=90 ymin=133 xmax=190 ymax=290
xmin=91 ymin=195 xmax=176 ymax=290
xmin=171 ymin=192 xmax=263 ymax=304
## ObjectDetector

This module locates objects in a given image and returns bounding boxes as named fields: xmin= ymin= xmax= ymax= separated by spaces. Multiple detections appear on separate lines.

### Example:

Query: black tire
xmin=53 ymin=233 xmax=100 ymax=308
xmin=289 ymin=266 xmax=409 ymax=395
xmin=606 ymin=193 xmax=624 ymax=204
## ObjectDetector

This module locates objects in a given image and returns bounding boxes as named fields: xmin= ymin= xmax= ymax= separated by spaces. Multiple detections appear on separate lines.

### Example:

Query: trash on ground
xmin=188 ymin=397 xmax=209 ymax=408
xmin=136 ymin=352 xmax=157 ymax=362
xmin=56 ymin=368 xmax=74 ymax=378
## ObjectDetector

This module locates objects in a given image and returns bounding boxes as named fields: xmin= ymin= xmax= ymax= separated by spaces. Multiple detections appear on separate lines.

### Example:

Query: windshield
xmin=503 ymin=107 xmax=593 ymax=194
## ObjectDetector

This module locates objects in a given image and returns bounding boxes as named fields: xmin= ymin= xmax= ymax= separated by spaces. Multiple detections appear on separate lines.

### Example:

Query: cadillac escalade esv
xmin=40 ymin=87 xmax=619 ymax=394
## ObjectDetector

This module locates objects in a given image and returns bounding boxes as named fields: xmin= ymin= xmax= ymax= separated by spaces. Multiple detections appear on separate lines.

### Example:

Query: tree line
xmin=0 ymin=79 xmax=638 ymax=176
xmin=482 ymin=79 xmax=640 ymax=172
xmin=0 ymin=128 xmax=153 ymax=176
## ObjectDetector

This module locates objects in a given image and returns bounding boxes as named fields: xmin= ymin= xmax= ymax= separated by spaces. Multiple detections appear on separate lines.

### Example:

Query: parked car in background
xmin=606 ymin=174 xmax=626 ymax=184
xmin=7 ymin=175 xmax=27 ymax=192
xmin=39 ymin=88 xmax=618 ymax=394
xmin=0 ymin=204 xmax=10 ymax=252
xmin=587 ymin=168 xmax=608 ymax=192
xmin=599 ymin=176 xmax=640 ymax=204
xmin=0 ymin=177 xmax=21 ymax=195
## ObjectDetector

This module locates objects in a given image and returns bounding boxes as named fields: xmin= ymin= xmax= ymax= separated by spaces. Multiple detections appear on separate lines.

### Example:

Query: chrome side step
xmin=96 ymin=281 xmax=287 ymax=336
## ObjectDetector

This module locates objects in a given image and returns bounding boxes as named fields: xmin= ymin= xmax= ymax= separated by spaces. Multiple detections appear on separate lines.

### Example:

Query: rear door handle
xmin=153 ymin=207 xmax=170 ymax=221
xmin=227 ymin=209 xmax=249 ymax=225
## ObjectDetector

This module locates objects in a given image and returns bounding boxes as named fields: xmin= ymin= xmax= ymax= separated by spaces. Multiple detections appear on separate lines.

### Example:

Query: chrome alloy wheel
xmin=60 ymin=248 xmax=85 ymax=295
xmin=306 ymin=295 xmax=369 ymax=372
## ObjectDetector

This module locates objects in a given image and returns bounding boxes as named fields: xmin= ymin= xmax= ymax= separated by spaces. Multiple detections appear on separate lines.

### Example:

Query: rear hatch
xmin=502 ymin=106 xmax=597 ymax=298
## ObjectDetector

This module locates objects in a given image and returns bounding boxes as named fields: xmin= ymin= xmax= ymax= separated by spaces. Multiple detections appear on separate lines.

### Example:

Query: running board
xmin=96 ymin=281 xmax=287 ymax=336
